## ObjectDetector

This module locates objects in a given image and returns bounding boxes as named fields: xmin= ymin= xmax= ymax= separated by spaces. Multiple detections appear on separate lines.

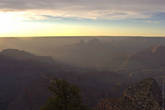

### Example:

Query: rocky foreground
xmin=97 ymin=78 xmax=163 ymax=110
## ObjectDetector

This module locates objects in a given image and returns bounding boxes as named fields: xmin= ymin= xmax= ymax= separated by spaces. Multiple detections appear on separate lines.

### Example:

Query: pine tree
xmin=41 ymin=79 xmax=88 ymax=110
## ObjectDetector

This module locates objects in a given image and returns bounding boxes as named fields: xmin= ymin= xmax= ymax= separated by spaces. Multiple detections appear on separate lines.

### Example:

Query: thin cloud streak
xmin=0 ymin=0 xmax=165 ymax=20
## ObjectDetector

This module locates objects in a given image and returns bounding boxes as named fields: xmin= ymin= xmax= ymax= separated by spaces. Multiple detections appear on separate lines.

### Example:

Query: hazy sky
xmin=0 ymin=0 xmax=165 ymax=37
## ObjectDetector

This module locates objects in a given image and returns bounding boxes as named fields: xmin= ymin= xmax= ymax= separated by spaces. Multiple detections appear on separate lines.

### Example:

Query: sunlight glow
xmin=0 ymin=12 xmax=24 ymax=33
xmin=0 ymin=10 xmax=164 ymax=37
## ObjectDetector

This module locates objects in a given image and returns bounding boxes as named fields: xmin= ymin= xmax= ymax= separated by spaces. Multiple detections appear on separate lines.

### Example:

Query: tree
xmin=41 ymin=79 xmax=88 ymax=110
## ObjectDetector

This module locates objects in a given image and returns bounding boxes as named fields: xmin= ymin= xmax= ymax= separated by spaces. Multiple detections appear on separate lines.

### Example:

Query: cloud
xmin=0 ymin=0 xmax=165 ymax=20
xmin=1 ymin=0 xmax=165 ymax=11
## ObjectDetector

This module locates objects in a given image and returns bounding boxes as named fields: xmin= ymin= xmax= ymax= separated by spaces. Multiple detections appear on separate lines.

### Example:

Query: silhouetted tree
xmin=41 ymin=79 xmax=88 ymax=110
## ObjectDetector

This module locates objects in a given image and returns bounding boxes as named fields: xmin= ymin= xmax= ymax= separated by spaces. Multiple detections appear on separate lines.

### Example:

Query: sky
xmin=0 ymin=0 xmax=165 ymax=37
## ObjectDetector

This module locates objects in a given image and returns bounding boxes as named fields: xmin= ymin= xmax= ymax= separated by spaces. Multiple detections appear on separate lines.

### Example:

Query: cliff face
xmin=97 ymin=78 xmax=162 ymax=110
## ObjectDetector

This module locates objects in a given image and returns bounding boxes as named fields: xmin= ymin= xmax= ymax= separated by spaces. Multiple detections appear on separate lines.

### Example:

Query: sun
xmin=0 ymin=12 xmax=24 ymax=35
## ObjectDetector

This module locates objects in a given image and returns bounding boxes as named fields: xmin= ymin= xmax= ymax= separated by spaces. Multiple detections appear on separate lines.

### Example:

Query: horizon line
xmin=0 ymin=35 xmax=165 ymax=38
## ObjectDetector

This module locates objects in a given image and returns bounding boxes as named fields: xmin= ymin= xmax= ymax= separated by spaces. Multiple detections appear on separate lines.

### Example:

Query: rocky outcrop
xmin=97 ymin=78 xmax=162 ymax=110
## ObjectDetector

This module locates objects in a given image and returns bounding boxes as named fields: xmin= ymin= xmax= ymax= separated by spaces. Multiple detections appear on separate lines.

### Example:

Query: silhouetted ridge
xmin=132 ymin=45 xmax=165 ymax=57
xmin=127 ymin=45 xmax=165 ymax=68
xmin=1 ymin=49 xmax=36 ymax=59
xmin=0 ymin=49 xmax=54 ymax=64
